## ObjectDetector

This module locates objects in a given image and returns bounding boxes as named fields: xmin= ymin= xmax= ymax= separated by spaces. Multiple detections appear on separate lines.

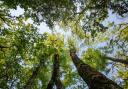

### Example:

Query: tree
xmin=70 ymin=49 xmax=123 ymax=89
xmin=2 ymin=0 xmax=128 ymax=28
xmin=0 ymin=0 xmax=128 ymax=89
xmin=23 ymin=55 xmax=45 ymax=89
xmin=82 ymin=48 xmax=128 ymax=66
xmin=47 ymin=54 xmax=64 ymax=89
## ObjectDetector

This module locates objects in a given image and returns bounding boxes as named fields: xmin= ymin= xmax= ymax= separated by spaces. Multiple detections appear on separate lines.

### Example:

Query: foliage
xmin=0 ymin=0 xmax=128 ymax=89
xmin=82 ymin=48 xmax=107 ymax=71
xmin=2 ymin=0 xmax=76 ymax=27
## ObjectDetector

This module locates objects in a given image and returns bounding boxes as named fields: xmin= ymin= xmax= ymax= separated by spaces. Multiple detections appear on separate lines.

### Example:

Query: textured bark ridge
xmin=70 ymin=51 xmax=123 ymax=89
xmin=47 ymin=54 xmax=64 ymax=89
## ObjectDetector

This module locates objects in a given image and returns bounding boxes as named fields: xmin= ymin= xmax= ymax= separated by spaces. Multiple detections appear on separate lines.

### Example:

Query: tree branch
xmin=105 ymin=56 xmax=128 ymax=65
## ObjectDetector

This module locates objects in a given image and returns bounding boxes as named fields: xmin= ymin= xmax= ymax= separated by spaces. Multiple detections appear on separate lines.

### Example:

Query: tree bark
xmin=47 ymin=54 xmax=64 ymax=89
xmin=105 ymin=56 xmax=128 ymax=65
xmin=70 ymin=50 xmax=123 ymax=89
xmin=47 ymin=79 xmax=54 ymax=89
xmin=55 ymin=79 xmax=64 ymax=89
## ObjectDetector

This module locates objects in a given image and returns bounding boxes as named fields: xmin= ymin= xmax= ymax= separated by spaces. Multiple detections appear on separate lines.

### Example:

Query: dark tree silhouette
xmin=47 ymin=54 xmax=64 ymax=89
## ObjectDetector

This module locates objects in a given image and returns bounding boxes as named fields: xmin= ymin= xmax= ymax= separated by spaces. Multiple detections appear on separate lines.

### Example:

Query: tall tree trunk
xmin=47 ymin=79 xmax=54 ymax=89
xmin=70 ymin=50 xmax=123 ymax=89
xmin=47 ymin=54 xmax=64 ymax=89
xmin=105 ymin=56 xmax=128 ymax=65
xmin=23 ymin=59 xmax=44 ymax=89
xmin=55 ymin=79 xmax=64 ymax=89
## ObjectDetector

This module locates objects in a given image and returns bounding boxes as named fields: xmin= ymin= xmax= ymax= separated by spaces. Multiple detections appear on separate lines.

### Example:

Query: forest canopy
xmin=0 ymin=0 xmax=128 ymax=89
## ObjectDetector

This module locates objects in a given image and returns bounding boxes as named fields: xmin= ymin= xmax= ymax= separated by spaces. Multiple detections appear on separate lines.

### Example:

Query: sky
xmin=10 ymin=6 xmax=128 ymax=34
xmin=9 ymin=6 xmax=128 ymax=59
xmin=10 ymin=6 xmax=51 ymax=34
xmin=9 ymin=5 xmax=128 ymax=88
xmin=103 ymin=10 xmax=128 ymax=25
